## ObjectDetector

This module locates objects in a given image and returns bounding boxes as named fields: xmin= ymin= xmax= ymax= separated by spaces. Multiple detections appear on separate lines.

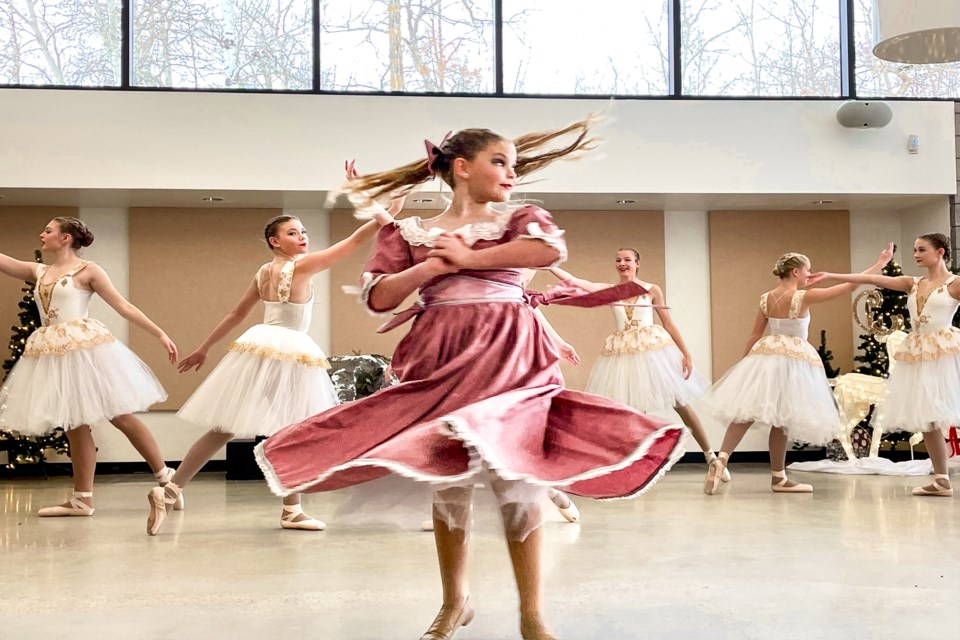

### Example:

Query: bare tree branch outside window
xmin=132 ymin=0 xmax=312 ymax=90
xmin=0 ymin=0 xmax=121 ymax=86
xmin=319 ymin=0 xmax=495 ymax=93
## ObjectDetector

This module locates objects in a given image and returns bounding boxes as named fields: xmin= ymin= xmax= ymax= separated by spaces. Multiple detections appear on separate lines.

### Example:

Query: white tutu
xmin=874 ymin=328 xmax=960 ymax=434
xmin=700 ymin=335 xmax=841 ymax=446
xmin=586 ymin=325 xmax=706 ymax=411
xmin=177 ymin=323 xmax=339 ymax=439
xmin=0 ymin=318 xmax=166 ymax=435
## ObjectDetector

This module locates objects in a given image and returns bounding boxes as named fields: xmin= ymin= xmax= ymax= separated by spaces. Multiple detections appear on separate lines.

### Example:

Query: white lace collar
xmin=396 ymin=209 xmax=514 ymax=247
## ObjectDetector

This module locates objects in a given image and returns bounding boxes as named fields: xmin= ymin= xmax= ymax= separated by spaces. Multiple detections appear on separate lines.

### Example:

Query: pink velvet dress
xmin=254 ymin=206 xmax=685 ymax=515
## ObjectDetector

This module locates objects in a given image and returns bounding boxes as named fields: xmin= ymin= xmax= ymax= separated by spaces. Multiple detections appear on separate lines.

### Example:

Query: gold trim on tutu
xmin=894 ymin=328 xmax=960 ymax=363
xmin=23 ymin=319 xmax=117 ymax=357
xmin=748 ymin=335 xmax=823 ymax=367
xmin=227 ymin=341 xmax=331 ymax=369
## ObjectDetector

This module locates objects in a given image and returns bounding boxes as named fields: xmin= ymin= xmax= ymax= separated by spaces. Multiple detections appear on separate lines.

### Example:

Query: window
xmin=853 ymin=0 xmax=960 ymax=99
xmin=0 ymin=0 xmax=122 ymax=86
xmin=680 ymin=0 xmax=841 ymax=97
xmin=319 ymin=0 xmax=495 ymax=93
xmin=503 ymin=0 xmax=669 ymax=95
xmin=132 ymin=0 xmax=312 ymax=90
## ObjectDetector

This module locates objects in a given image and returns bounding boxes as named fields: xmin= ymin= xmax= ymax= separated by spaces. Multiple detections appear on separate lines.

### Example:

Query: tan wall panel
xmin=329 ymin=209 xmax=665 ymax=392
xmin=129 ymin=208 xmax=281 ymax=408
xmin=0 ymin=207 xmax=78 ymax=361
xmin=708 ymin=210 xmax=853 ymax=380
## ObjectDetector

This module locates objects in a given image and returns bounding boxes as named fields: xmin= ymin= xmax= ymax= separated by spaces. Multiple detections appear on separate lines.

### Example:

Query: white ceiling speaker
xmin=873 ymin=0 xmax=960 ymax=63
xmin=836 ymin=101 xmax=894 ymax=128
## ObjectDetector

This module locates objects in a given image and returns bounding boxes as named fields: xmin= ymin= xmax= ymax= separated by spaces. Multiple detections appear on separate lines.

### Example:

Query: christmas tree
xmin=816 ymin=329 xmax=841 ymax=378
xmin=0 ymin=250 xmax=70 ymax=470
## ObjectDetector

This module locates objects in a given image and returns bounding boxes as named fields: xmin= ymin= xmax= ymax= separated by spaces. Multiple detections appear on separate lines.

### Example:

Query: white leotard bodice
xmin=34 ymin=262 xmax=94 ymax=326
xmin=908 ymin=275 xmax=959 ymax=334
xmin=760 ymin=290 xmax=809 ymax=340
xmin=256 ymin=260 xmax=312 ymax=333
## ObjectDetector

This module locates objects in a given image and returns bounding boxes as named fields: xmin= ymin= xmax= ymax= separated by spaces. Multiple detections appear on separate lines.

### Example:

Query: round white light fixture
xmin=873 ymin=0 xmax=960 ymax=63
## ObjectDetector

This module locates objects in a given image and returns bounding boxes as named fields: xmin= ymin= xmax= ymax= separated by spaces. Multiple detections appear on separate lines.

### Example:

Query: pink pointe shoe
xmin=38 ymin=491 xmax=95 ymax=517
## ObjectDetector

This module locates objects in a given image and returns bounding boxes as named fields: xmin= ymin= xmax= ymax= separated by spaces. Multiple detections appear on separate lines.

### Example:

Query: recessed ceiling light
xmin=202 ymin=196 xmax=225 ymax=202
xmin=811 ymin=200 xmax=834 ymax=205
xmin=412 ymin=198 xmax=434 ymax=203
xmin=616 ymin=199 xmax=636 ymax=204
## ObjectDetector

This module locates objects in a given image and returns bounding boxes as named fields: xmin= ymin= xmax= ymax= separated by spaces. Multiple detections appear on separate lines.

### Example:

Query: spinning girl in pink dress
xmin=255 ymin=119 xmax=685 ymax=640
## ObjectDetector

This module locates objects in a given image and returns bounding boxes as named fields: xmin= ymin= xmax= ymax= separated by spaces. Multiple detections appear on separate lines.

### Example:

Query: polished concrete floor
xmin=1 ymin=465 xmax=957 ymax=640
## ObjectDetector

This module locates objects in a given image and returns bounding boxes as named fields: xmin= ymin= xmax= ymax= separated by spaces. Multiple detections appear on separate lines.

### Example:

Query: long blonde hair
xmin=345 ymin=116 xmax=598 ymax=201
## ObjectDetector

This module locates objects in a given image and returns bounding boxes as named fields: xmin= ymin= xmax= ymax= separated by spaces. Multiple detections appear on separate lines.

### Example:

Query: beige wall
xmin=0 ymin=207 xmax=78 ymax=361
xmin=709 ymin=210 xmax=853 ymax=379
xmin=329 ymin=209 xmax=665 ymax=392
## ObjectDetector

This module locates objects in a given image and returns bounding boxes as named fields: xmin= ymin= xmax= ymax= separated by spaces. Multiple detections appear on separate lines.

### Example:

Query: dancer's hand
xmin=160 ymin=334 xmax=179 ymax=364
xmin=878 ymin=242 xmax=895 ymax=266
xmin=681 ymin=353 xmax=693 ymax=379
xmin=559 ymin=342 xmax=580 ymax=366
xmin=422 ymin=256 xmax=458 ymax=277
xmin=805 ymin=272 xmax=831 ymax=287
xmin=345 ymin=159 xmax=359 ymax=180
xmin=428 ymin=233 xmax=473 ymax=268
xmin=178 ymin=349 xmax=208 ymax=373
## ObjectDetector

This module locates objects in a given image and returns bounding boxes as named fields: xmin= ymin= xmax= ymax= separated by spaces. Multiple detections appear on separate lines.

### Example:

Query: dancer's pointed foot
xmin=280 ymin=504 xmax=326 ymax=531
xmin=38 ymin=491 xmax=94 ymax=517
xmin=703 ymin=457 xmax=727 ymax=495
xmin=419 ymin=596 xmax=475 ymax=640
xmin=548 ymin=490 xmax=580 ymax=523
xmin=912 ymin=474 xmax=953 ymax=497
xmin=147 ymin=483 xmax=181 ymax=535
xmin=771 ymin=471 xmax=813 ymax=493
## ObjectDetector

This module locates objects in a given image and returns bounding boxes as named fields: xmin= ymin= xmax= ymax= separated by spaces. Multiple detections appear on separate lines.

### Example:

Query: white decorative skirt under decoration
xmin=700 ymin=337 xmax=841 ymax=445
xmin=586 ymin=326 xmax=706 ymax=412
xmin=874 ymin=329 xmax=960 ymax=434
xmin=0 ymin=319 xmax=167 ymax=435
xmin=178 ymin=324 xmax=339 ymax=439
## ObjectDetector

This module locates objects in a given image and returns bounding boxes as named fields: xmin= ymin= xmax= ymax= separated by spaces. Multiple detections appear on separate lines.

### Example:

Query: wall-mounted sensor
xmin=907 ymin=134 xmax=920 ymax=154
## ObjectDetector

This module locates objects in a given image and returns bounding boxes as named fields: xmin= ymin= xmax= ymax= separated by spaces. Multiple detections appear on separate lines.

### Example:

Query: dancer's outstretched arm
xmin=649 ymin=284 xmax=693 ymax=378
xmin=86 ymin=263 xmax=179 ymax=364
xmin=805 ymin=243 xmax=899 ymax=303
xmin=178 ymin=280 xmax=260 ymax=372
xmin=296 ymin=219 xmax=390 ymax=278
xmin=0 ymin=251 xmax=39 ymax=281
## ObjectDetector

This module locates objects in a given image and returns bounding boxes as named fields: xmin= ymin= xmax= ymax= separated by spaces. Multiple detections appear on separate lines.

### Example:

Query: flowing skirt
xmin=255 ymin=301 xmax=686 ymax=523
xmin=875 ymin=328 xmax=960 ymax=433
xmin=178 ymin=324 xmax=339 ymax=439
xmin=0 ymin=319 xmax=166 ymax=435
xmin=700 ymin=336 xmax=840 ymax=445
xmin=586 ymin=326 xmax=707 ymax=411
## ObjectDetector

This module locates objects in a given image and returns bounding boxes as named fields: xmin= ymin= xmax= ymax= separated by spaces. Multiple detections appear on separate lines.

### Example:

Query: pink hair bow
xmin=423 ymin=131 xmax=453 ymax=176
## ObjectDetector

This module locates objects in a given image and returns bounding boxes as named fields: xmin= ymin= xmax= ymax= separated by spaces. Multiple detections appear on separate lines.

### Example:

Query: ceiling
xmin=0 ymin=188 xmax=947 ymax=212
